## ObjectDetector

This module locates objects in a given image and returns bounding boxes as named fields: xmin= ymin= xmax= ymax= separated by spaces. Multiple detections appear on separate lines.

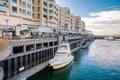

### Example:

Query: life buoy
xmin=0 ymin=67 xmax=4 ymax=80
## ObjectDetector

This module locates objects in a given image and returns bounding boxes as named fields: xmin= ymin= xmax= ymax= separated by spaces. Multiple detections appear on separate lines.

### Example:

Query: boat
xmin=115 ymin=38 xmax=120 ymax=41
xmin=104 ymin=36 xmax=114 ymax=40
xmin=49 ymin=43 xmax=74 ymax=70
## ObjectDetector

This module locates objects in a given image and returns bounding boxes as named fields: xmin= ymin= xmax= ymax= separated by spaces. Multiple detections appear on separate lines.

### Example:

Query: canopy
xmin=2 ymin=27 xmax=15 ymax=32
xmin=32 ymin=27 xmax=51 ymax=33
xmin=68 ymin=31 xmax=78 ymax=34
xmin=20 ymin=25 xmax=28 ymax=31
xmin=60 ymin=30 xmax=68 ymax=34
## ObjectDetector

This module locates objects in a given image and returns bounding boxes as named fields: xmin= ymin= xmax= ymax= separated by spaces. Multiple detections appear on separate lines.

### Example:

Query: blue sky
xmin=56 ymin=0 xmax=120 ymax=36
xmin=56 ymin=0 xmax=120 ymax=17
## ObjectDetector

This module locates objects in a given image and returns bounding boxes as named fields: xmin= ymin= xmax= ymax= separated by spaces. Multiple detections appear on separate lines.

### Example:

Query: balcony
xmin=19 ymin=4 xmax=26 ymax=8
xmin=43 ymin=10 xmax=47 ymax=14
xmin=47 ymin=0 xmax=55 ymax=3
xmin=0 ymin=3 xmax=8 ymax=8
xmin=12 ymin=0 xmax=17 ymax=4
xmin=19 ymin=12 xmax=26 ymax=16
xmin=12 ymin=10 xmax=17 ymax=13
xmin=43 ymin=4 xmax=47 ymax=7
xmin=49 ymin=12 xmax=53 ymax=15
xmin=1 ymin=0 xmax=8 ymax=2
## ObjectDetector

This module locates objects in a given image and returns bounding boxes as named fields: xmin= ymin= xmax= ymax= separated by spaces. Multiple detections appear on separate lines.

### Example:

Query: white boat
xmin=104 ymin=36 xmax=114 ymax=40
xmin=49 ymin=43 xmax=74 ymax=70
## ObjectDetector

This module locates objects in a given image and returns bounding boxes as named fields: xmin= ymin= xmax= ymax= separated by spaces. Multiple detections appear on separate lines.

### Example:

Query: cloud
xmin=108 ymin=6 xmax=120 ymax=10
xmin=82 ymin=10 xmax=120 ymax=36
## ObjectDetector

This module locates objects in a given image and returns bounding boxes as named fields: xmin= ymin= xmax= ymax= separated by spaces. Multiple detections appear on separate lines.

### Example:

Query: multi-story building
xmin=58 ymin=7 xmax=85 ymax=32
xmin=74 ymin=16 xmax=85 ymax=32
xmin=0 ymin=0 xmax=85 ymax=38
xmin=0 ymin=0 xmax=59 ymax=36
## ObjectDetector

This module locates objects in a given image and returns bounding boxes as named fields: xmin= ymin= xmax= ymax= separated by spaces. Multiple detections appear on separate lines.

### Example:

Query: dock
xmin=0 ymin=36 xmax=94 ymax=80
xmin=7 ymin=61 xmax=49 ymax=80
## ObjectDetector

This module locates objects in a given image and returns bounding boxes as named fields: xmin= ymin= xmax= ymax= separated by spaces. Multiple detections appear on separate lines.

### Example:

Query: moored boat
xmin=49 ymin=43 xmax=74 ymax=70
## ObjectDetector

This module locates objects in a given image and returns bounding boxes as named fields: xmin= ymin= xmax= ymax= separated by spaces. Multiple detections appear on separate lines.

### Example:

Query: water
xmin=28 ymin=39 xmax=120 ymax=80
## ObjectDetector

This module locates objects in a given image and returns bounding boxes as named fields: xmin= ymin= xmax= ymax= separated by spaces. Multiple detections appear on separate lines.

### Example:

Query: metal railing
xmin=10 ymin=35 xmax=56 ymax=40
xmin=0 ymin=39 xmax=8 ymax=51
xmin=8 ymin=36 xmax=57 ymax=43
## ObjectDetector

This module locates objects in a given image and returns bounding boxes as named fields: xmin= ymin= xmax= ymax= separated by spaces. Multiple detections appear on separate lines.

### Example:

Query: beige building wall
xmin=0 ymin=0 xmax=85 ymax=35
xmin=58 ymin=7 xmax=85 ymax=32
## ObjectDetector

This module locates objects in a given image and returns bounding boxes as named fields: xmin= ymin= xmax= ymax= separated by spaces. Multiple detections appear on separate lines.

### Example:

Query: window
xmin=27 ymin=11 xmax=31 ymax=16
xmin=48 ymin=0 xmax=54 ymax=2
xmin=12 ymin=6 xmax=17 ymax=13
xmin=38 ymin=14 xmax=40 ymax=18
xmin=27 ymin=3 xmax=31 ymax=9
xmin=12 ymin=0 xmax=17 ymax=3
xmin=28 ymin=0 xmax=31 ymax=2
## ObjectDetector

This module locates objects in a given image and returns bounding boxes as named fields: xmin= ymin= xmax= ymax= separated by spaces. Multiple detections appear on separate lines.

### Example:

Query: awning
xmin=2 ymin=27 xmax=15 ymax=32
xmin=20 ymin=25 xmax=28 ymax=31
xmin=60 ymin=30 xmax=68 ymax=34
xmin=68 ymin=31 xmax=78 ymax=34
xmin=32 ymin=27 xmax=51 ymax=33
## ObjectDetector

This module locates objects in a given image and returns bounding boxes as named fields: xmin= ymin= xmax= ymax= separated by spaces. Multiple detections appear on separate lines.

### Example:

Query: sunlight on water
xmin=28 ymin=39 xmax=120 ymax=80
xmin=89 ymin=40 xmax=120 ymax=71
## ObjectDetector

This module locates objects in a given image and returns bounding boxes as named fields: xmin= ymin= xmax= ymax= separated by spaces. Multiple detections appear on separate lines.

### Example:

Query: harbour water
xmin=28 ymin=39 xmax=120 ymax=80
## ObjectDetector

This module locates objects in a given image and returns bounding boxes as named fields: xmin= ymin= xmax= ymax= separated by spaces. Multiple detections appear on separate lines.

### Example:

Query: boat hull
xmin=51 ymin=56 xmax=74 ymax=70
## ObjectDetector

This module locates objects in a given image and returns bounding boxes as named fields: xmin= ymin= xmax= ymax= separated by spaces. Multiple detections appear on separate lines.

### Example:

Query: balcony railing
xmin=43 ymin=10 xmax=47 ymax=13
xmin=1 ymin=0 xmax=8 ymax=2
xmin=19 ymin=4 xmax=26 ymax=8
xmin=0 ymin=3 xmax=8 ymax=8
xmin=19 ymin=12 xmax=26 ymax=16
xmin=0 ymin=39 xmax=8 ymax=52
xmin=12 ymin=10 xmax=17 ymax=13
xmin=47 ymin=0 xmax=55 ymax=3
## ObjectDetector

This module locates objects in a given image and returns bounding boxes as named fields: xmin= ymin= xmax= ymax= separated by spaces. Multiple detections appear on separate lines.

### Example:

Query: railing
xmin=10 ymin=35 xmax=56 ymax=40
xmin=0 ymin=3 xmax=8 ymax=8
xmin=0 ymin=39 xmax=8 ymax=51
xmin=8 ymin=36 xmax=57 ymax=42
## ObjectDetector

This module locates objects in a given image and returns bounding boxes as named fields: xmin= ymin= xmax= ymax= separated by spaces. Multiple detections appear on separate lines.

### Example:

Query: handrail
xmin=0 ymin=39 xmax=8 ymax=51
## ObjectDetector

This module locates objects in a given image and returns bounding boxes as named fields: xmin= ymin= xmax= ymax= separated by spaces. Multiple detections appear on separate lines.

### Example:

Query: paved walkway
xmin=7 ymin=61 xmax=49 ymax=80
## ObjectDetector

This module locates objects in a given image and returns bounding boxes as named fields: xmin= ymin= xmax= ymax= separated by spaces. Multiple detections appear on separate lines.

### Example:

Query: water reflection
xmin=52 ymin=62 xmax=73 ymax=80
xmin=89 ymin=40 xmax=120 ymax=71
xmin=28 ymin=40 xmax=120 ymax=80
xmin=28 ymin=61 xmax=73 ymax=80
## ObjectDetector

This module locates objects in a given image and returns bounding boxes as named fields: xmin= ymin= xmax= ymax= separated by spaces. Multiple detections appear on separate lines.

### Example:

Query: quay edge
xmin=0 ymin=35 xmax=94 ymax=80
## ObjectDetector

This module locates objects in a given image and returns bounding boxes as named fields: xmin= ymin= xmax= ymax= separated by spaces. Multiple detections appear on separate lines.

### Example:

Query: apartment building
xmin=0 ymin=0 xmax=9 ymax=15
xmin=58 ymin=7 xmax=85 ymax=32
xmin=0 ymin=0 xmax=85 ymax=37
xmin=0 ymin=0 xmax=59 ymax=36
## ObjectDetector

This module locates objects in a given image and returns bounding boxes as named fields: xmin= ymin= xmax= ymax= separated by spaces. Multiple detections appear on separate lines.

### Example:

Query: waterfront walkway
xmin=7 ymin=61 xmax=49 ymax=80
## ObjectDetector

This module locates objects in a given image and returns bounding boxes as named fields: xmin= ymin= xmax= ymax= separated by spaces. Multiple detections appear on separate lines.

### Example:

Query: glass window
xmin=12 ymin=0 xmax=17 ymax=3
xmin=27 ymin=3 xmax=31 ymax=9
xmin=27 ymin=11 xmax=31 ymax=16
xmin=58 ymin=45 xmax=67 ymax=50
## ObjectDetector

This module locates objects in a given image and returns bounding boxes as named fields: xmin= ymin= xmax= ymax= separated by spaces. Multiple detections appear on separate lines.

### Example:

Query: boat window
xmin=58 ymin=45 xmax=67 ymax=51
xmin=56 ymin=52 xmax=66 ymax=54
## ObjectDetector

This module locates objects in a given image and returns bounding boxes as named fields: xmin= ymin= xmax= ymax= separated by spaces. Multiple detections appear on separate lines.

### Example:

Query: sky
xmin=56 ymin=0 xmax=120 ymax=36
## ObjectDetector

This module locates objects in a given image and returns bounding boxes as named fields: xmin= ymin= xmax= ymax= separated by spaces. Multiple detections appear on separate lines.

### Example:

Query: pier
xmin=0 ymin=35 xmax=94 ymax=80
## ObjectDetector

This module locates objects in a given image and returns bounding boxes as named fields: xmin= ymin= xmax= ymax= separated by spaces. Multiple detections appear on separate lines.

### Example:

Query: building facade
xmin=0 ymin=0 xmax=85 ymax=37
